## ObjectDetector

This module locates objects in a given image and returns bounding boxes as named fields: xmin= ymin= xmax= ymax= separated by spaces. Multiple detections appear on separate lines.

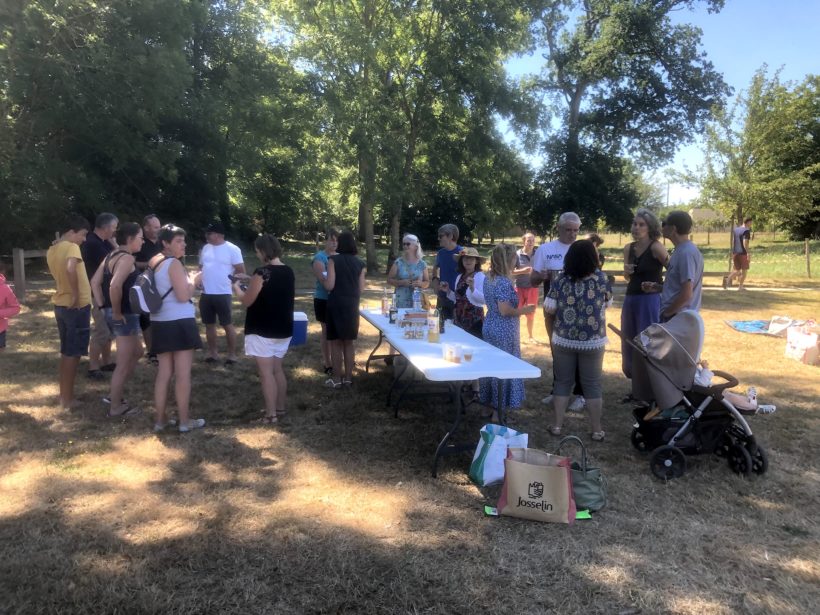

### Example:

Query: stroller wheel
xmin=747 ymin=444 xmax=769 ymax=475
xmin=727 ymin=443 xmax=753 ymax=476
xmin=630 ymin=428 xmax=648 ymax=453
xmin=650 ymin=445 xmax=687 ymax=480
xmin=714 ymin=433 xmax=734 ymax=458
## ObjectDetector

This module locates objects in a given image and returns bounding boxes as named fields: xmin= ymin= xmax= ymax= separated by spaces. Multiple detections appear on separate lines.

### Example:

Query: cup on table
xmin=462 ymin=346 xmax=474 ymax=362
xmin=452 ymin=344 xmax=463 ymax=363
xmin=442 ymin=343 xmax=453 ymax=362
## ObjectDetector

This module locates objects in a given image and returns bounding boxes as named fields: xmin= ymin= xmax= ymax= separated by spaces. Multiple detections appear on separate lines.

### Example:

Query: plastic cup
xmin=463 ymin=347 xmax=473 ymax=362
xmin=453 ymin=344 xmax=463 ymax=363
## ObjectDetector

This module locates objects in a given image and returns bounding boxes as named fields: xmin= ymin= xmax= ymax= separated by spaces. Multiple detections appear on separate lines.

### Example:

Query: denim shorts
xmin=55 ymin=305 xmax=91 ymax=357
xmin=0 ymin=330 xmax=6 ymax=348
xmin=104 ymin=308 xmax=141 ymax=337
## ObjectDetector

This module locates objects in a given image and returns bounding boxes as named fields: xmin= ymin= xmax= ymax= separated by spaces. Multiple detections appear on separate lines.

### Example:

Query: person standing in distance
xmin=530 ymin=212 xmax=585 ymax=411
xmin=311 ymin=228 xmax=339 ymax=376
xmin=134 ymin=214 xmax=162 ymax=363
xmin=724 ymin=217 xmax=753 ymax=291
xmin=642 ymin=210 xmax=704 ymax=321
xmin=432 ymin=224 xmax=462 ymax=320
xmin=198 ymin=221 xmax=245 ymax=365
xmin=512 ymin=231 xmax=539 ymax=344
xmin=47 ymin=214 xmax=92 ymax=410
xmin=82 ymin=212 xmax=118 ymax=378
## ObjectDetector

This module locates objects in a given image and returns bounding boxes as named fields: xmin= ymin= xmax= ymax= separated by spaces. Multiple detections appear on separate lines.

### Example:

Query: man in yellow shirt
xmin=47 ymin=214 xmax=92 ymax=410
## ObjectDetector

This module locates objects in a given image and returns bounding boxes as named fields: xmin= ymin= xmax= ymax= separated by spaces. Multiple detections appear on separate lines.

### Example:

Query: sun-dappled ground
xmin=1 ymin=265 xmax=819 ymax=613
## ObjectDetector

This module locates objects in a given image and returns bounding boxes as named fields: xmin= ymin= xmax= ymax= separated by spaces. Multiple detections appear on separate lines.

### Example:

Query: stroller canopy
xmin=631 ymin=310 xmax=705 ymax=409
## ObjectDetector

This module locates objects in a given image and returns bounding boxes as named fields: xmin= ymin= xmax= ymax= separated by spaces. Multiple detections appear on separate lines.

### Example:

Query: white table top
xmin=360 ymin=309 xmax=541 ymax=382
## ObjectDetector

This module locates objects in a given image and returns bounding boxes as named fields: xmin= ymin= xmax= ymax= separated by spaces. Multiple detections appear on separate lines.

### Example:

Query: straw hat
xmin=453 ymin=247 xmax=486 ymax=262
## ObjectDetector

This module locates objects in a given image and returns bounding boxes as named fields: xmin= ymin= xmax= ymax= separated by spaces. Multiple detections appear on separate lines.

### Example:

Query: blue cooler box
xmin=292 ymin=311 xmax=308 ymax=345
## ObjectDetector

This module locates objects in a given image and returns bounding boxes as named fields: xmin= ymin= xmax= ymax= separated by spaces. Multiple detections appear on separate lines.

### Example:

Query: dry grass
xmin=1 ymin=270 xmax=819 ymax=614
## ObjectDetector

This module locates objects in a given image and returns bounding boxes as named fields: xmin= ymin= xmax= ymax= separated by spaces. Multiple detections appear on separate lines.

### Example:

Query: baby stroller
xmin=611 ymin=310 xmax=769 ymax=480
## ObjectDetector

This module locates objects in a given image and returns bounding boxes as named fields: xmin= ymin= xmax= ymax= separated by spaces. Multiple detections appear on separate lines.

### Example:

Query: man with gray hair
xmin=82 ymin=212 xmax=118 ymax=378
xmin=531 ymin=212 xmax=585 ymax=410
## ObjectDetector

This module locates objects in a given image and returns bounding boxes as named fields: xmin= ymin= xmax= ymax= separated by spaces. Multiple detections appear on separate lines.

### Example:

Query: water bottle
xmin=412 ymin=286 xmax=421 ymax=310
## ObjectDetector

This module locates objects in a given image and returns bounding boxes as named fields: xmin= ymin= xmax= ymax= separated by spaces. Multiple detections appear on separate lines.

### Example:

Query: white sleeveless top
xmin=152 ymin=258 xmax=195 ymax=321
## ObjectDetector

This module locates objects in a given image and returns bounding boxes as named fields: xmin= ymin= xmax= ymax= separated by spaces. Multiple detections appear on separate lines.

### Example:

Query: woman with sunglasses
xmin=387 ymin=234 xmax=429 ymax=307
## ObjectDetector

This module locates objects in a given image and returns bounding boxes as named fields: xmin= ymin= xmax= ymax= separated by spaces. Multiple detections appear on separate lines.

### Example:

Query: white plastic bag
xmin=469 ymin=424 xmax=528 ymax=487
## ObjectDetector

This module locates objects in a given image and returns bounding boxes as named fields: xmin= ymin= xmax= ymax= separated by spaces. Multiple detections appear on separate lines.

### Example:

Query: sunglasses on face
xmin=403 ymin=242 xmax=414 ymax=247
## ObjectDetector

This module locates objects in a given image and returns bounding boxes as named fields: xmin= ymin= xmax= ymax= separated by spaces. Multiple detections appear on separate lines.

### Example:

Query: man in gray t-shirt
xmin=642 ymin=211 xmax=703 ymax=322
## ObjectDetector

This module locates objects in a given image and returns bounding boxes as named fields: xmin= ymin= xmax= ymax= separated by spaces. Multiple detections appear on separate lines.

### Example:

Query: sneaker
xmin=153 ymin=419 xmax=178 ymax=432
xmin=756 ymin=404 xmax=777 ymax=415
xmin=541 ymin=394 xmax=553 ymax=405
xmin=746 ymin=386 xmax=757 ymax=405
xmin=568 ymin=396 xmax=586 ymax=413
xmin=179 ymin=418 xmax=206 ymax=433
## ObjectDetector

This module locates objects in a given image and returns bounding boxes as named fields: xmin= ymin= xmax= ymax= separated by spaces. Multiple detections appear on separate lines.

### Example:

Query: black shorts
xmin=313 ymin=298 xmax=328 ymax=324
xmin=140 ymin=313 xmax=151 ymax=331
xmin=0 ymin=330 xmax=6 ymax=349
xmin=199 ymin=294 xmax=233 ymax=326
xmin=151 ymin=318 xmax=203 ymax=354
xmin=326 ymin=297 xmax=360 ymax=341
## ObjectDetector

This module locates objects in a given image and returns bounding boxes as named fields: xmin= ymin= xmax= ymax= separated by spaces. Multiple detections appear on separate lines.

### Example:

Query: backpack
xmin=129 ymin=257 xmax=173 ymax=315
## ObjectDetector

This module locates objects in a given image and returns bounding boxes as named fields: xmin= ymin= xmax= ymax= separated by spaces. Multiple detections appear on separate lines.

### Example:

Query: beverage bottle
xmin=388 ymin=292 xmax=398 ymax=324
xmin=427 ymin=309 xmax=440 ymax=343
xmin=412 ymin=285 xmax=421 ymax=310
xmin=437 ymin=308 xmax=445 ymax=333
xmin=381 ymin=287 xmax=390 ymax=316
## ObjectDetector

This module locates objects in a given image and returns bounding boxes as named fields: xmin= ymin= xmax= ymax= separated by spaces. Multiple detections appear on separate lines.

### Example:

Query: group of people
xmin=26 ymin=205 xmax=712 ymax=440
xmin=359 ymin=210 xmax=705 ymax=441
xmin=43 ymin=212 xmax=300 ymax=431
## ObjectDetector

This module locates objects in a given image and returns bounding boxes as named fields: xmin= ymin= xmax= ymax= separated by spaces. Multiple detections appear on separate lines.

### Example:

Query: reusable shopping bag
xmin=555 ymin=436 xmax=608 ymax=512
xmin=469 ymin=424 xmax=528 ymax=487
xmin=785 ymin=324 xmax=819 ymax=365
xmin=497 ymin=448 xmax=576 ymax=524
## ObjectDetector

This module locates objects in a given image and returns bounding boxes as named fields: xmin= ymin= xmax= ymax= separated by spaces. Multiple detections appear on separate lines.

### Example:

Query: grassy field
xmin=1 ymin=252 xmax=819 ymax=613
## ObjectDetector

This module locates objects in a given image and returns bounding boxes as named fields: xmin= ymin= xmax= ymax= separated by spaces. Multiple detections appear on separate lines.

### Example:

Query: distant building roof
xmin=688 ymin=208 xmax=723 ymax=222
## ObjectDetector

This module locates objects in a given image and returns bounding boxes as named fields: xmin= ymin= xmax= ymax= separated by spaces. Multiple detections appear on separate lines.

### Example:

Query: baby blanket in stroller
xmin=631 ymin=310 xmax=704 ymax=410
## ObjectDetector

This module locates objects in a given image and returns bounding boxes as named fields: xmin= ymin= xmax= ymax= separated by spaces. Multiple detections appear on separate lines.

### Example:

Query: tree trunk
xmin=358 ymin=145 xmax=378 ymax=272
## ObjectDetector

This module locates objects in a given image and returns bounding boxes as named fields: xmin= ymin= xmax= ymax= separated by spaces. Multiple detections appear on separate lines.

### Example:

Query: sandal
xmin=324 ymin=378 xmax=342 ymax=389
xmin=548 ymin=425 xmax=562 ymax=436
xmin=342 ymin=379 xmax=353 ymax=387
xmin=254 ymin=414 xmax=278 ymax=425
xmin=591 ymin=431 xmax=606 ymax=442
xmin=107 ymin=404 xmax=141 ymax=418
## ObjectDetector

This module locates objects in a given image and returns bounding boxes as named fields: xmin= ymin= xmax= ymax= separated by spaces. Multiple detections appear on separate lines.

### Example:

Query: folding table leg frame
xmin=432 ymin=383 xmax=473 ymax=478
xmin=365 ymin=330 xmax=393 ymax=373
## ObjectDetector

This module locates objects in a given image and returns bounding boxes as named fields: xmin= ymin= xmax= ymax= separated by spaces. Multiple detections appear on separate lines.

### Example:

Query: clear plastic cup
xmin=463 ymin=347 xmax=473 ymax=362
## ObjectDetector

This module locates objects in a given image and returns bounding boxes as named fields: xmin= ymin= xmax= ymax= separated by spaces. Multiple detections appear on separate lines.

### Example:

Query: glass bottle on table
xmin=381 ymin=286 xmax=390 ymax=316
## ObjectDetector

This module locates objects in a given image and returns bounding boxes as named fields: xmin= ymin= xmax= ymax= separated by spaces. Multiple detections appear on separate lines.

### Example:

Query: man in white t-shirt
xmin=530 ymin=212 xmax=583 ymax=410
xmin=199 ymin=221 xmax=245 ymax=364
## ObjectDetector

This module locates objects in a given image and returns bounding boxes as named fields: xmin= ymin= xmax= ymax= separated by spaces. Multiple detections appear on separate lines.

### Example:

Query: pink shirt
xmin=0 ymin=274 xmax=21 ymax=334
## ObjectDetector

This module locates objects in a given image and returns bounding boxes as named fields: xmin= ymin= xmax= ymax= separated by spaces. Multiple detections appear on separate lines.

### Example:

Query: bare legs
xmin=205 ymin=323 xmax=238 ymax=360
xmin=330 ymin=339 xmax=355 ymax=384
xmin=59 ymin=356 xmax=81 ymax=409
xmin=319 ymin=322 xmax=332 ymax=370
xmin=154 ymin=349 xmax=194 ymax=425
xmin=255 ymin=356 xmax=287 ymax=417
xmin=108 ymin=335 xmax=144 ymax=414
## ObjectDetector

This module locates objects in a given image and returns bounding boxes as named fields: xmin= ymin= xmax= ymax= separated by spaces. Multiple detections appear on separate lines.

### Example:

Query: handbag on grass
xmin=497 ymin=448 xmax=576 ymax=524
xmin=555 ymin=435 xmax=608 ymax=512
xmin=469 ymin=424 xmax=528 ymax=487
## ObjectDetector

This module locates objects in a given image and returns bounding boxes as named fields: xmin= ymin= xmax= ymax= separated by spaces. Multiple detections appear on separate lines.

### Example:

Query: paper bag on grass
xmin=497 ymin=448 xmax=576 ymax=524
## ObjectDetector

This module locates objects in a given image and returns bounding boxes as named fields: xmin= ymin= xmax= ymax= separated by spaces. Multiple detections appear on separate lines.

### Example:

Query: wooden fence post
xmin=12 ymin=248 xmax=26 ymax=302
xmin=807 ymin=239 xmax=812 ymax=279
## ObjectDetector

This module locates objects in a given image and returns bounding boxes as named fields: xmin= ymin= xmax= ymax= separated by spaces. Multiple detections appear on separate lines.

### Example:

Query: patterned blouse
xmin=393 ymin=257 xmax=427 ymax=308
xmin=546 ymin=271 xmax=611 ymax=350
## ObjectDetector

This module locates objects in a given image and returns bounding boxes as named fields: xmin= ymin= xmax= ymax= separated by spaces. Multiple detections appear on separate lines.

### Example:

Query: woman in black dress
xmin=233 ymin=234 xmax=295 ymax=423
xmin=322 ymin=231 xmax=365 ymax=388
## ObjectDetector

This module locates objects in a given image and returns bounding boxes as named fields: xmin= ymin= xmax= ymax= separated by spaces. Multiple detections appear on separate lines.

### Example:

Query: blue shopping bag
xmin=469 ymin=424 xmax=528 ymax=487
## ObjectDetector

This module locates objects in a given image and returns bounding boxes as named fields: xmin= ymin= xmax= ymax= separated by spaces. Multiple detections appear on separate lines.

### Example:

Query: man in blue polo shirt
xmin=432 ymin=223 xmax=462 ymax=320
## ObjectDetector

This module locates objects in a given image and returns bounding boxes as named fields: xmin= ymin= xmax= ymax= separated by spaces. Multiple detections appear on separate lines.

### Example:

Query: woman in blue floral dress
xmin=480 ymin=243 xmax=537 ymax=417
xmin=545 ymin=240 xmax=612 ymax=441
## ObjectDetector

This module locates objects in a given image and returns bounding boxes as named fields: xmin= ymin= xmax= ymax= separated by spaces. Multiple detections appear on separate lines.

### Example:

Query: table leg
xmin=386 ymin=358 xmax=409 ymax=407
xmin=432 ymin=382 xmax=471 ymax=478
xmin=365 ymin=330 xmax=390 ymax=373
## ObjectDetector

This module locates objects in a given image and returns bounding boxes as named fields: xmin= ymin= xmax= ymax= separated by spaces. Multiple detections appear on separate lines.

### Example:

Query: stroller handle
xmin=693 ymin=369 xmax=739 ymax=396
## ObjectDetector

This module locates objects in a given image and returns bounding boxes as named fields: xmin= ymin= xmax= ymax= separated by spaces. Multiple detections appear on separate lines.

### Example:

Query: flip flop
xmin=254 ymin=415 xmax=278 ymax=425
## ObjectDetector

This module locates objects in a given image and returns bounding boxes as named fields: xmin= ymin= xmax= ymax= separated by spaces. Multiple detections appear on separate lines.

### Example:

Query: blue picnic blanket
xmin=725 ymin=320 xmax=771 ymax=334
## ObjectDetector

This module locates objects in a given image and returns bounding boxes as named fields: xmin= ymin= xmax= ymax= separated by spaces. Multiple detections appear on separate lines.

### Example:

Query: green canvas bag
xmin=555 ymin=435 xmax=607 ymax=512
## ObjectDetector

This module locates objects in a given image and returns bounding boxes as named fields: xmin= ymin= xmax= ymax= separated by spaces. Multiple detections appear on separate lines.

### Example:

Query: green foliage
xmin=699 ymin=69 xmax=820 ymax=239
